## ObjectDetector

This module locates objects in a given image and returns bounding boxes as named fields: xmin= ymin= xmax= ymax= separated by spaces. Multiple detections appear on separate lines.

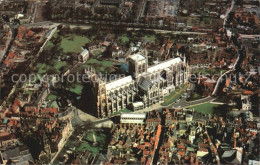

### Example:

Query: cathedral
xmin=85 ymin=53 xmax=189 ymax=118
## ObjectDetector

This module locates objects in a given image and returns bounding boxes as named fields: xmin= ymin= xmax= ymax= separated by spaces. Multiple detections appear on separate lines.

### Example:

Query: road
xmin=23 ymin=21 xmax=59 ymax=28
xmin=135 ymin=0 xmax=147 ymax=22
xmin=223 ymin=0 xmax=235 ymax=27
xmin=31 ymin=2 xmax=38 ymax=23
xmin=174 ymin=96 xmax=215 ymax=108
xmin=0 ymin=17 xmax=15 ymax=63
xmin=127 ymin=27 xmax=207 ymax=35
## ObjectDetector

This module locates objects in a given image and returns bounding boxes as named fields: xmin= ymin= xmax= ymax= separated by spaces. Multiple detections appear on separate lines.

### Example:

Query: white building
xmin=78 ymin=49 xmax=89 ymax=62
xmin=132 ymin=102 xmax=144 ymax=111
xmin=241 ymin=95 xmax=251 ymax=110
xmin=120 ymin=113 xmax=146 ymax=124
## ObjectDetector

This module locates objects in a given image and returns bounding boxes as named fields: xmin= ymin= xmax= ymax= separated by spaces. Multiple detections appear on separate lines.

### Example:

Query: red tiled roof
xmin=42 ymin=108 xmax=59 ymax=114
xmin=198 ymin=148 xmax=209 ymax=152
xmin=146 ymin=118 xmax=161 ymax=122
xmin=198 ymin=143 xmax=209 ymax=148
xmin=242 ymin=90 xmax=254 ymax=95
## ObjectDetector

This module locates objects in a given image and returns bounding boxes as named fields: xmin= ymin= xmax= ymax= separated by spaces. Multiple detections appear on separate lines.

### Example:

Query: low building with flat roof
xmin=120 ymin=113 xmax=146 ymax=124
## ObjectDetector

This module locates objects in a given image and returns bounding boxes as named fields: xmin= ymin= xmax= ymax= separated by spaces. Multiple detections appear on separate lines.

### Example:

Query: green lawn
xmin=61 ymin=35 xmax=90 ymax=53
xmin=54 ymin=60 xmax=67 ymax=70
xmin=161 ymin=83 xmax=189 ymax=106
xmin=44 ymin=31 xmax=90 ymax=54
xmin=50 ymin=101 xmax=59 ymax=108
xmin=93 ymin=49 xmax=102 ymax=56
xmin=73 ymin=58 xmax=116 ymax=74
xmin=24 ymin=90 xmax=33 ymax=95
xmin=36 ymin=63 xmax=49 ymax=74
xmin=77 ymin=131 xmax=106 ymax=154
xmin=47 ymin=94 xmax=57 ymax=101
xmin=69 ymin=83 xmax=83 ymax=95
xmin=194 ymin=68 xmax=227 ymax=75
xmin=120 ymin=35 xmax=129 ymax=44
xmin=144 ymin=35 xmax=156 ymax=42
xmin=111 ymin=108 xmax=132 ymax=116
xmin=36 ymin=60 xmax=67 ymax=74
xmin=187 ymin=103 xmax=219 ymax=114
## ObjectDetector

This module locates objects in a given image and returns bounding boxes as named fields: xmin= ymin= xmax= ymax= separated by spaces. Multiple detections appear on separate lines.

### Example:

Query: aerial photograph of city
xmin=0 ymin=0 xmax=259 ymax=164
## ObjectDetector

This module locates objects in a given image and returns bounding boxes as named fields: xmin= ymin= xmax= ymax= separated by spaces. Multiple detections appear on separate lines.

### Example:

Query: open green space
xmin=92 ymin=49 xmax=103 ymax=56
xmin=35 ymin=59 xmax=69 ymax=74
xmin=49 ymin=101 xmax=59 ymax=108
xmin=36 ymin=63 xmax=48 ymax=74
xmin=73 ymin=58 xmax=117 ymax=74
xmin=54 ymin=61 xmax=67 ymax=70
xmin=120 ymin=35 xmax=129 ymax=44
xmin=23 ymin=90 xmax=33 ymax=95
xmin=69 ymin=83 xmax=83 ymax=95
xmin=187 ymin=103 xmax=220 ymax=114
xmin=47 ymin=94 xmax=57 ymax=101
xmin=194 ymin=68 xmax=227 ymax=75
xmin=144 ymin=34 xmax=156 ymax=42
xmin=161 ymin=83 xmax=189 ymax=106
xmin=61 ymin=35 xmax=91 ymax=53
xmin=44 ymin=31 xmax=90 ymax=54
xmin=76 ymin=131 xmax=106 ymax=154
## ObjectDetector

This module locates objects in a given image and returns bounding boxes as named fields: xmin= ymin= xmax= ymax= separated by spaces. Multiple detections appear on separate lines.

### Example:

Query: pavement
xmin=23 ymin=21 xmax=59 ymax=28
xmin=76 ymin=108 xmax=98 ymax=122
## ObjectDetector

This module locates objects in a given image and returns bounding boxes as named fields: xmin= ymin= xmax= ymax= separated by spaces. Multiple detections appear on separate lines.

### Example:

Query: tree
xmin=46 ymin=67 xmax=59 ymax=75
xmin=213 ymin=104 xmax=231 ymax=118
xmin=50 ymin=36 xmax=62 ymax=45
xmin=73 ymin=27 xmax=82 ymax=35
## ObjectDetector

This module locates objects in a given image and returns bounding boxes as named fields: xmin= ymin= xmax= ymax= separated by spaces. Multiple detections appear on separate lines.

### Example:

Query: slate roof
xmin=138 ymin=77 xmax=153 ymax=92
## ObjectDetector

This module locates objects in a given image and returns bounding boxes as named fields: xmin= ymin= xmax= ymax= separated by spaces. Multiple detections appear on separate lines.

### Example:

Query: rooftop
xmin=80 ymin=49 xmax=89 ymax=57
xmin=121 ymin=113 xmax=146 ymax=118
xmin=147 ymin=57 xmax=182 ymax=73
xmin=129 ymin=53 xmax=146 ymax=62
xmin=106 ymin=76 xmax=133 ymax=91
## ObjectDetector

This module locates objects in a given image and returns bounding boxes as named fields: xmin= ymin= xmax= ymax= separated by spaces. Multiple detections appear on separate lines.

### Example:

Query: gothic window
xmin=151 ymin=74 xmax=155 ymax=80
xmin=109 ymin=92 xmax=113 ymax=97
xmin=114 ymin=90 xmax=118 ymax=96
xmin=138 ymin=65 xmax=142 ymax=73
xmin=142 ymin=64 xmax=146 ymax=72
xmin=128 ymin=97 xmax=131 ymax=102
xmin=101 ymin=88 xmax=105 ymax=94
xmin=102 ymin=99 xmax=106 ymax=104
